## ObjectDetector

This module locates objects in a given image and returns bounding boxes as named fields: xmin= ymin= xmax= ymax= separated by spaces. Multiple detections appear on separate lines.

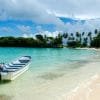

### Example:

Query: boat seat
xmin=11 ymin=63 xmax=26 ymax=65
xmin=2 ymin=70 xmax=16 ymax=72
xmin=19 ymin=60 xmax=29 ymax=63
xmin=8 ymin=64 xmax=23 ymax=67
xmin=2 ymin=68 xmax=18 ymax=72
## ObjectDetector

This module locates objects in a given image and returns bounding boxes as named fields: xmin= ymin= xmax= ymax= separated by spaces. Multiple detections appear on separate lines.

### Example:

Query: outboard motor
xmin=0 ymin=63 xmax=5 ymax=71
xmin=0 ymin=63 xmax=5 ymax=80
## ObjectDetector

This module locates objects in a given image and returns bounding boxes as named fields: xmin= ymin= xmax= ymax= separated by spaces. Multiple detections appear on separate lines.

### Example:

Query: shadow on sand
xmin=0 ymin=95 xmax=12 ymax=100
xmin=38 ymin=72 xmax=65 ymax=80
xmin=0 ymin=80 xmax=11 ymax=85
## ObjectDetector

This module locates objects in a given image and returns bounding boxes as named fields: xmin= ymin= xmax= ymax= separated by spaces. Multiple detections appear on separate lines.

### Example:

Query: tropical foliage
xmin=0 ymin=29 xmax=99 ymax=48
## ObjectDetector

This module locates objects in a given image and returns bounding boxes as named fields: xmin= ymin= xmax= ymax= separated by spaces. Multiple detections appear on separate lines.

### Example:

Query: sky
xmin=0 ymin=0 xmax=100 ymax=37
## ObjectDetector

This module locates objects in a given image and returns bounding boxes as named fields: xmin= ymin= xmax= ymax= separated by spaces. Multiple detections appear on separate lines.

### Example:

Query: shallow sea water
xmin=0 ymin=47 xmax=99 ymax=100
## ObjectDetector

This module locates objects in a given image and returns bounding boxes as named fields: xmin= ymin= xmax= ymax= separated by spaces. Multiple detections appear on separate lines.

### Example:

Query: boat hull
xmin=0 ymin=56 xmax=31 ymax=81
xmin=1 ymin=63 xmax=30 ymax=81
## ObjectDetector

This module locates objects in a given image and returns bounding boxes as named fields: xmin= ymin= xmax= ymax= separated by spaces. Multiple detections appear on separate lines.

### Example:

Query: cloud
xmin=65 ymin=19 xmax=100 ymax=33
xmin=0 ymin=0 xmax=67 ymax=33
xmin=41 ymin=0 xmax=100 ymax=19
xmin=36 ymin=26 xmax=43 ymax=33
xmin=1 ymin=0 xmax=100 ymax=21
xmin=0 ymin=0 xmax=100 ymax=20
xmin=0 ymin=27 xmax=13 ymax=33
xmin=0 ymin=0 xmax=100 ymax=36
xmin=0 ymin=27 xmax=18 ymax=36
xmin=17 ymin=25 xmax=32 ymax=34
xmin=34 ymin=31 xmax=61 ymax=37
xmin=0 ymin=0 xmax=64 ymax=25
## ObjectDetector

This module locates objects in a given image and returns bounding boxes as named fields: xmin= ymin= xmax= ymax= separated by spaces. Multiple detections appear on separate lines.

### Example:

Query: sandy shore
xmin=66 ymin=74 xmax=100 ymax=100
xmin=76 ymin=47 xmax=100 ymax=51
xmin=66 ymin=75 xmax=100 ymax=100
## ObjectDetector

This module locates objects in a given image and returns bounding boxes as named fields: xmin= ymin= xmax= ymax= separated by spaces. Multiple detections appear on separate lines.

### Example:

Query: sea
xmin=0 ymin=47 xmax=100 ymax=100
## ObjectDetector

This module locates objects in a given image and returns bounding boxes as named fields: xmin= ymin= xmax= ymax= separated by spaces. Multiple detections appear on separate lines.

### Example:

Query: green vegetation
xmin=91 ymin=33 xmax=100 ymax=48
xmin=0 ymin=35 xmax=62 ymax=48
xmin=0 ymin=29 xmax=100 ymax=48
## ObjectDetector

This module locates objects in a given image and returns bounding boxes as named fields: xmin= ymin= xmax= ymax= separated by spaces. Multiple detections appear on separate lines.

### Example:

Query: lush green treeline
xmin=91 ymin=34 xmax=100 ymax=48
xmin=0 ymin=29 xmax=100 ymax=48
xmin=0 ymin=35 xmax=62 ymax=48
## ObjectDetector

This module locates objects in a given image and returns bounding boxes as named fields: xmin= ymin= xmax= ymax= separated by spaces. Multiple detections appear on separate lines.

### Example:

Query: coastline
xmin=76 ymin=47 xmax=100 ymax=51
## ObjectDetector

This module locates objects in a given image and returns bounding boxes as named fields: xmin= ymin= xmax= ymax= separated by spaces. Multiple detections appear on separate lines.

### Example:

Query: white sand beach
xmin=66 ymin=62 xmax=100 ymax=100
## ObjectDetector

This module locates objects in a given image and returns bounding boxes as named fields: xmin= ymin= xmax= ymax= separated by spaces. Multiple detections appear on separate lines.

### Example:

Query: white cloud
xmin=0 ymin=27 xmax=13 ymax=33
xmin=22 ymin=33 xmax=28 ymax=38
xmin=0 ymin=0 xmax=100 ymax=20
xmin=34 ymin=31 xmax=61 ymax=38
xmin=65 ymin=19 xmax=100 ymax=33
xmin=36 ymin=26 xmax=43 ymax=33
xmin=17 ymin=25 xmax=32 ymax=34
xmin=0 ymin=0 xmax=64 ymax=26
xmin=41 ymin=0 xmax=100 ymax=19
xmin=1 ymin=0 xmax=100 ymax=21
xmin=0 ymin=0 xmax=100 ymax=35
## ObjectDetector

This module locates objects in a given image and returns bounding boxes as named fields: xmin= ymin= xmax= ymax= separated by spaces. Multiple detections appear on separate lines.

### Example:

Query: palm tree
xmin=81 ymin=37 xmax=87 ymax=47
xmin=35 ymin=34 xmax=44 ymax=41
xmin=76 ymin=32 xmax=81 ymax=42
xmin=88 ymin=32 xmax=92 ymax=40
xmin=82 ymin=32 xmax=85 ymax=36
xmin=62 ymin=33 xmax=68 ymax=46
xmin=81 ymin=32 xmax=85 ymax=45
xmin=63 ymin=33 xmax=68 ymax=38
xmin=87 ymin=32 xmax=92 ymax=46
xmin=94 ymin=29 xmax=98 ymax=35
xmin=71 ymin=33 xmax=73 ymax=37
xmin=70 ymin=33 xmax=74 ymax=41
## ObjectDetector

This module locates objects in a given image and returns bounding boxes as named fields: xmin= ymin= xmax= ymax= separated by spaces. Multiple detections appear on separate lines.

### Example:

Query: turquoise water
xmin=0 ymin=47 xmax=96 ymax=71
xmin=0 ymin=47 xmax=99 ymax=100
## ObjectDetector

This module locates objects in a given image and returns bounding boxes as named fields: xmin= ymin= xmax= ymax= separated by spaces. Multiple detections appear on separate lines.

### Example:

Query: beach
xmin=0 ymin=48 xmax=100 ymax=100
xmin=66 ymin=62 xmax=100 ymax=100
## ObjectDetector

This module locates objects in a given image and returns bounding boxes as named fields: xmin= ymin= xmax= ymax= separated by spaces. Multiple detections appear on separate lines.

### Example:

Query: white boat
xmin=0 ymin=56 xmax=31 ymax=81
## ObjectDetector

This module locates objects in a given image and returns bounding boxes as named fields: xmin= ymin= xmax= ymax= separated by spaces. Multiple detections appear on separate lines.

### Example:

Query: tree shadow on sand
xmin=0 ymin=80 xmax=11 ymax=85
xmin=0 ymin=95 xmax=13 ymax=100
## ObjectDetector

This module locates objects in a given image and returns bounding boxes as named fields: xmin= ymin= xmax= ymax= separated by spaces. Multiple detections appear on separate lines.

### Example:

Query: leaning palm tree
xmin=62 ymin=33 xmax=68 ymax=47
xmin=88 ymin=32 xmax=92 ymax=40
xmin=71 ymin=33 xmax=73 ymax=37
xmin=87 ymin=32 xmax=92 ymax=46
xmin=63 ymin=33 xmax=68 ymax=38
xmin=83 ymin=37 xmax=88 ymax=47
xmin=81 ymin=32 xmax=85 ymax=44
xmin=76 ymin=32 xmax=81 ymax=42
xmin=68 ymin=33 xmax=75 ymax=42
xmin=94 ymin=29 xmax=98 ymax=35
xmin=82 ymin=32 xmax=85 ymax=36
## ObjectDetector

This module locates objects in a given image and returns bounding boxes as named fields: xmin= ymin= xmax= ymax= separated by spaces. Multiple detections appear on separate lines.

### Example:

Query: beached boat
xmin=0 ymin=56 xmax=31 ymax=81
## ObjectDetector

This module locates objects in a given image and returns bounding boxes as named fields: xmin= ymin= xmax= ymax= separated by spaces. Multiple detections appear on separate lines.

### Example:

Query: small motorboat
xmin=0 ymin=56 xmax=31 ymax=81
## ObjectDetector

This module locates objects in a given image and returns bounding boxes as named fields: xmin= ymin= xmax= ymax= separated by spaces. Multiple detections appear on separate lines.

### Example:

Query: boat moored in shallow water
xmin=0 ymin=56 xmax=31 ymax=81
